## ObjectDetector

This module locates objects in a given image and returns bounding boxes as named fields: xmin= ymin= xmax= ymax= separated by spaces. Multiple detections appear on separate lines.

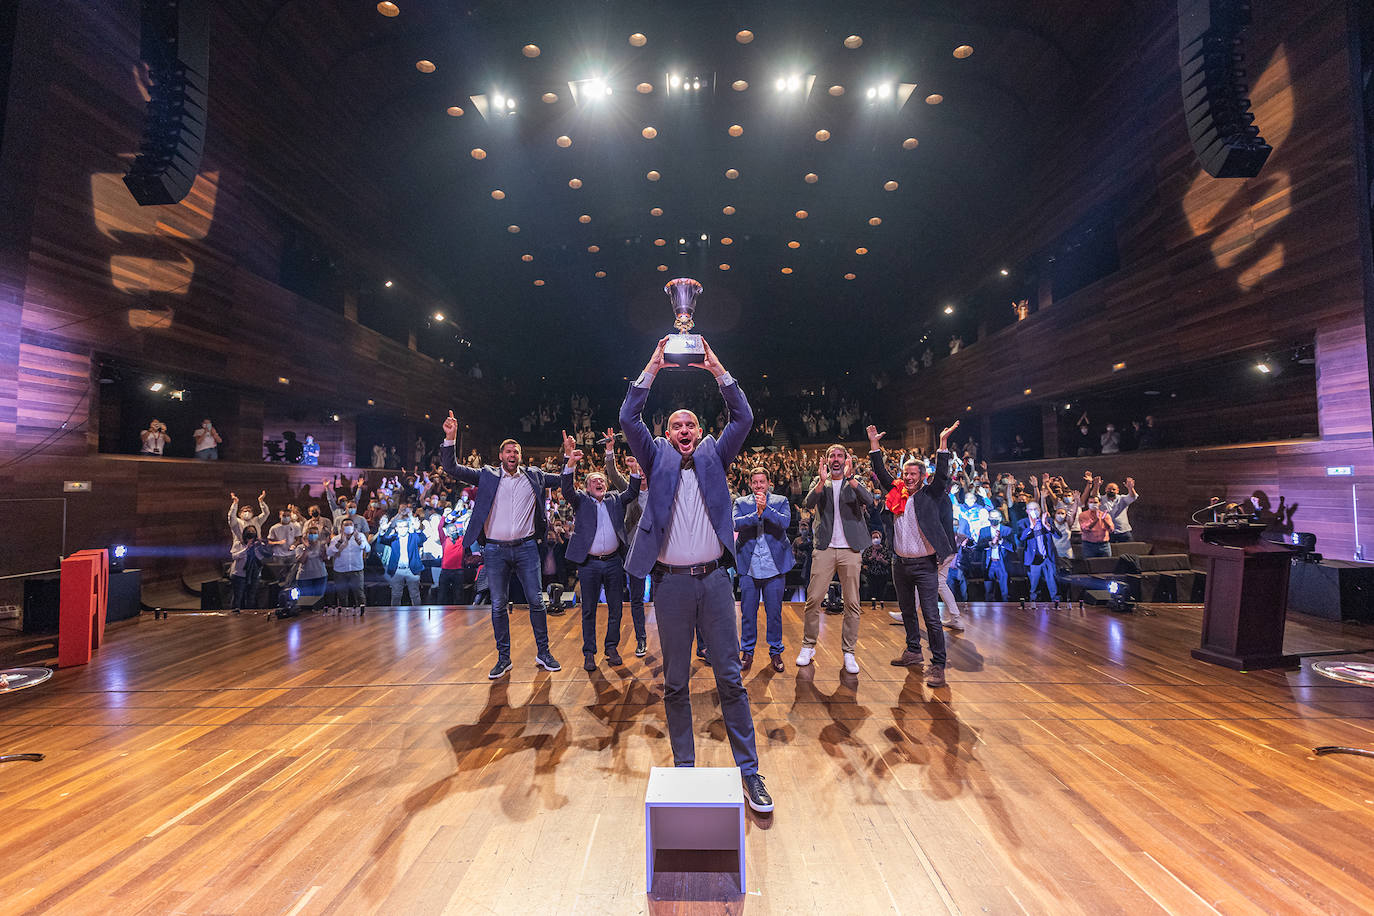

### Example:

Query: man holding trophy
xmin=618 ymin=278 xmax=774 ymax=814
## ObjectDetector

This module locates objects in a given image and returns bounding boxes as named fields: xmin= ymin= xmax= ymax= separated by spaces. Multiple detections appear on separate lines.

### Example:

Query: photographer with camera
xmin=140 ymin=419 xmax=169 ymax=456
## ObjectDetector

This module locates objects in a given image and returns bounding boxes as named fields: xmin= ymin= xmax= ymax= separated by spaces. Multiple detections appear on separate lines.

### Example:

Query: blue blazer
xmin=439 ymin=445 xmax=563 ymax=548
xmin=732 ymin=492 xmax=795 ymax=577
xmin=619 ymin=376 xmax=753 ymax=579
xmin=1016 ymin=518 xmax=1055 ymax=566
xmin=376 ymin=528 xmax=426 ymax=575
xmin=561 ymin=470 xmax=640 ymax=564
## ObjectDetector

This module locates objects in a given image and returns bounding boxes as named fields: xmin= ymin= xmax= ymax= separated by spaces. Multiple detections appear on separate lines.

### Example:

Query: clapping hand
xmin=755 ymin=490 xmax=767 ymax=513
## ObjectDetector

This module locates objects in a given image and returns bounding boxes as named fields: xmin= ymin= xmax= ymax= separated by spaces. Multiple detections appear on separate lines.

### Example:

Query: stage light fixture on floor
xmin=1106 ymin=580 xmax=1135 ymax=612
xmin=111 ymin=545 xmax=127 ymax=573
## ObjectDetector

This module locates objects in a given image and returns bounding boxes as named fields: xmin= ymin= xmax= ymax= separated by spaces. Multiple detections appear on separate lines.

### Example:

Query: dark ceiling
xmin=251 ymin=0 xmax=1140 ymax=380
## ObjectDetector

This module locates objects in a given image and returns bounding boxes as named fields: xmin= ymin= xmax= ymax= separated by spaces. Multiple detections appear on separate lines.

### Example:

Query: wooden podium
xmin=1188 ymin=524 xmax=1298 ymax=669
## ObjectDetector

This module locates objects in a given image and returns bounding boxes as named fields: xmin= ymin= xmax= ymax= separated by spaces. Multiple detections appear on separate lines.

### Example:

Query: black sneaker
xmin=583 ymin=654 xmax=597 ymax=672
xmin=605 ymin=649 xmax=624 ymax=666
xmin=488 ymin=657 xmax=512 ymax=679
xmin=536 ymin=651 xmax=562 ymax=672
xmin=742 ymin=773 xmax=774 ymax=813
xmin=635 ymin=637 xmax=647 ymax=658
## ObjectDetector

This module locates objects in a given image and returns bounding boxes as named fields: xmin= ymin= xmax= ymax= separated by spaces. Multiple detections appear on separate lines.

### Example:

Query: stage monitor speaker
xmin=124 ymin=0 xmax=209 ymax=205
xmin=1178 ymin=0 xmax=1271 ymax=178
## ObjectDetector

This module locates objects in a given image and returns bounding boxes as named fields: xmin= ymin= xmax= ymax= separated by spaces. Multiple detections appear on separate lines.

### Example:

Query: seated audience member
xmin=302 ymin=434 xmax=320 ymax=466
xmin=193 ymin=419 xmax=222 ymax=460
xmin=1078 ymin=493 xmax=1114 ymax=558
xmin=1095 ymin=477 xmax=1139 ymax=542
xmin=229 ymin=526 xmax=268 ymax=611
xmin=328 ymin=519 xmax=370 ymax=609
xmin=140 ymin=419 xmax=169 ymax=455
xmin=229 ymin=491 xmax=270 ymax=541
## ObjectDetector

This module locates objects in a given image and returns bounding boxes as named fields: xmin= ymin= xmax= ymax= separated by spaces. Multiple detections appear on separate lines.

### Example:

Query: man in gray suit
xmin=798 ymin=445 xmax=876 ymax=674
xmin=619 ymin=335 xmax=773 ymax=814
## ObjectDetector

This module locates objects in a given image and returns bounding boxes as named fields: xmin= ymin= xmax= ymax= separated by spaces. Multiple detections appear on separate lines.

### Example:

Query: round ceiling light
xmin=844 ymin=272 xmax=856 ymax=280
xmin=843 ymin=35 xmax=863 ymax=49
xmin=781 ymin=267 xmax=794 ymax=275
xmin=446 ymin=106 xmax=464 ymax=116
xmin=416 ymin=60 xmax=436 ymax=73
xmin=925 ymin=93 xmax=943 ymax=105
xmin=653 ymin=238 xmax=666 ymax=246
xmin=902 ymin=137 xmax=919 ymax=150
xmin=722 ymin=205 xmax=736 ymax=215
xmin=642 ymin=126 xmax=658 ymax=139
xmin=507 ymin=224 xmax=520 ymax=233
xmin=650 ymin=207 xmax=663 ymax=216
xmin=595 ymin=270 xmax=607 ymax=278
xmin=522 ymin=44 xmax=541 ymax=58
xmin=732 ymin=80 xmax=748 ymax=91
xmin=720 ymin=237 xmax=733 ymax=245
xmin=470 ymin=148 xmax=486 ymax=159
xmin=719 ymin=263 xmax=730 ymax=270
xmin=787 ymin=240 xmax=800 ymax=249
xmin=629 ymin=32 xmax=647 ymax=47
xmin=728 ymin=124 xmax=743 ymax=137
xmin=725 ymin=168 xmax=739 ymax=179
xmin=883 ymin=180 xmax=899 ymax=191
xmin=828 ymin=84 xmax=845 ymax=96
xmin=647 ymin=170 xmax=661 ymax=181
xmin=491 ymin=189 xmax=505 ymax=200
xmin=855 ymin=247 xmax=868 ymax=255
xmin=804 ymin=172 xmax=818 ymax=183
xmin=814 ymin=129 xmax=830 ymax=141
xmin=868 ymin=216 xmax=883 ymax=226
xmin=736 ymin=30 xmax=754 ymax=44
xmin=568 ymin=177 xmax=583 ymax=189
xmin=533 ymin=279 xmax=545 ymax=286
xmin=578 ymin=214 xmax=591 ymax=224
xmin=953 ymin=45 xmax=974 ymax=59
xmin=556 ymin=135 xmax=572 ymax=148
xmin=657 ymin=264 xmax=668 ymax=271
xmin=542 ymin=91 xmax=559 ymax=104
xmin=376 ymin=2 xmax=399 ymax=16
xmin=521 ymin=253 xmax=533 ymax=262
xmin=587 ymin=244 xmax=600 ymax=253
xmin=795 ymin=210 xmax=808 ymax=219
xmin=636 ymin=82 xmax=653 ymax=94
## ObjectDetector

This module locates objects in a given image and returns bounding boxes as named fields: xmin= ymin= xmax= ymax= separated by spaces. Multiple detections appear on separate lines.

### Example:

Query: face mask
xmin=871 ymin=538 xmax=881 ymax=546
xmin=1027 ymin=507 xmax=1040 ymax=518
xmin=241 ymin=512 xmax=253 ymax=520
xmin=347 ymin=507 xmax=356 ymax=515
xmin=307 ymin=533 xmax=318 ymax=541
xmin=990 ymin=515 xmax=1002 ymax=525
xmin=279 ymin=516 xmax=288 ymax=523
xmin=1055 ymin=513 xmax=1066 ymax=522
xmin=309 ymin=508 xmax=319 ymax=517
xmin=343 ymin=526 xmax=354 ymax=534
xmin=1088 ymin=502 xmax=1100 ymax=510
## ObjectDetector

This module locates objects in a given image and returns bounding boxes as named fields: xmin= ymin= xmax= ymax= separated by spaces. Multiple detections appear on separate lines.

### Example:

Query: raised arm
xmin=602 ymin=428 xmax=629 ymax=490
xmin=619 ymin=337 xmax=668 ymax=477
xmin=439 ymin=412 xmax=481 ymax=485
xmin=693 ymin=340 xmax=752 ymax=466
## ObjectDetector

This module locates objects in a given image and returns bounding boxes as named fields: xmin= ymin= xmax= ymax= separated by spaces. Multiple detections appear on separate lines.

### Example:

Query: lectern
xmin=1189 ymin=524 xmax=1298 ymax=669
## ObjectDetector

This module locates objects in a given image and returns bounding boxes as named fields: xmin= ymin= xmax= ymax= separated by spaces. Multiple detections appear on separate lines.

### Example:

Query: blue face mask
xmin=347 ymin=508 xmax=356 ymax=515
xmin=308 ymin=533 xmax=319 ymax=541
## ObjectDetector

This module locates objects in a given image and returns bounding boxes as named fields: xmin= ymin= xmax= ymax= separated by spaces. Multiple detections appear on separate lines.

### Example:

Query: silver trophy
xmin=663 ymin=277 xmax=705 ymax=366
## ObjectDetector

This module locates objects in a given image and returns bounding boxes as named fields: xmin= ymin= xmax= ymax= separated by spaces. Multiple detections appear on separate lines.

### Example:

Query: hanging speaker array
xmin=1178 ymin=0 xmax=1271 ymax=178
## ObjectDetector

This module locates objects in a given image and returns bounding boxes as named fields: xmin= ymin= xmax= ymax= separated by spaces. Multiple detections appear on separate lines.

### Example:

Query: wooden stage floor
xmin=4 ymin=600 xmax=1374 ymax=915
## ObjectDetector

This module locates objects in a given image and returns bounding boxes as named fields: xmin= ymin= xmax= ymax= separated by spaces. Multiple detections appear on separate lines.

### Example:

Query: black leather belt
xmin=653 ymin=557 xmax=723 ymax=577
xmin=586 ymin=550 xmax=621 ymax=562
xmin=485 ymin=535 xmax=534 ymax=547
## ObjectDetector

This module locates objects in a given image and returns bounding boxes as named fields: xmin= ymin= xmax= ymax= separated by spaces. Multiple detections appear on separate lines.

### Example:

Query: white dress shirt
xmin=659 ymin=469 xmax=720 ymax=565
xmin=893 ymin=499 xmax=935 ymax=559
xmin=486 ymin=469 xmax=537 ymax=541
xmin=589 ymin=498 xmax=621 ymax=556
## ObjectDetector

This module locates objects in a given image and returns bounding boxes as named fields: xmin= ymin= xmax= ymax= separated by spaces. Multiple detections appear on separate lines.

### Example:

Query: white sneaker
xmin=944 ymin=616 xmax=966 ymax=631
xmin=796 ymin=646 xmax=816 ymax=667
xmin=888 ymin=610 xmax=904 ymax=622
xmin=843 ymin=652 xmax=860 ymax=674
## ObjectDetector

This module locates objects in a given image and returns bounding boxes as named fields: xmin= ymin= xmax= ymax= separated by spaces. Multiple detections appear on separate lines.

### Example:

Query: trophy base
xmin=664 ymin=333 xmax=704 ymax=366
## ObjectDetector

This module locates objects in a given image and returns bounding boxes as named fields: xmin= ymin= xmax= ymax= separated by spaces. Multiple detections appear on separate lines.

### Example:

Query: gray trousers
xmin=652 ymin=567 xmax=759 ymax=775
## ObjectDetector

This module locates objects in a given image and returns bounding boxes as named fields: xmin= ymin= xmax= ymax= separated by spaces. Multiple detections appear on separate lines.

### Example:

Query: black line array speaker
xmin=123 ymin=0 xmax=208 ymax=206
xmin=1178 ymin=0 xmax=1272 ymax=178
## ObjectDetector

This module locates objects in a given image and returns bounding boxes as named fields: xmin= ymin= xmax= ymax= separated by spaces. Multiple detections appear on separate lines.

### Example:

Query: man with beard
xmin=619 ymin=336 xmax=773 ymax=814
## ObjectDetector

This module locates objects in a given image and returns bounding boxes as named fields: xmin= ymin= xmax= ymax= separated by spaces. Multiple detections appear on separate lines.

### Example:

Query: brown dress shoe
xmin=770 ymin=652 xmax=784 ymax=672
xmin=890 ymin=650 xmax=924 ymax=667
xmin=740 ymin=651 xmax=754 ymax=669
xmin=924 ymin=664 xmax=947 ymax=688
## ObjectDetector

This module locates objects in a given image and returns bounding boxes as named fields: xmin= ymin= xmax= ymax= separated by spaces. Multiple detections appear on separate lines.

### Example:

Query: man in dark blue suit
xmin=441 ymin=415 xmax=564 ymax=679
xmin=733 ymin=467 xmax=794 ymax=672
xmin=620 ymin=336 xmax=773 ymax=814
xmin=560 ymin=433 xmax=641 ymax=672
xmin=1016 ymin=502 xmax=1061 ymax=603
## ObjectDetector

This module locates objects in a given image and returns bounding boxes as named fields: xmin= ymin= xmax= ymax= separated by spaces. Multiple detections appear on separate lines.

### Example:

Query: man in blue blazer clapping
xmin=733 ymin=467 xmax=794 ymax=672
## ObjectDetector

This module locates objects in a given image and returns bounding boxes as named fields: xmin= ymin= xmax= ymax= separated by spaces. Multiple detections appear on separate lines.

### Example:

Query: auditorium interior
xmin=3 ymin=0 xmax=1374 ymax=912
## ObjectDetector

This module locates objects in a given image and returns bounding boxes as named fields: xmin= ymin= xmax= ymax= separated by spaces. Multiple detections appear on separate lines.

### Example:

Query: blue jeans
xmin=739 ymin=573 xmax=785 ymax=655
xmin=1027 ymin=560 xmax=1061 ymax=600
xmin=577 ymin=555 xmax=625 ymax=656
xmin=484 ymin=539 xmax=551 ymax=658
xmin=626 ymin=573 xmax=647 ymax=640
xmin=1081 ymin=540 xmax=1110 ymax=559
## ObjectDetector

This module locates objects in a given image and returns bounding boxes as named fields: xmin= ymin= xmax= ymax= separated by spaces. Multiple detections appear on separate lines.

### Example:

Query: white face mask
xmin=343 ymin=526 xmax=354 ymax=534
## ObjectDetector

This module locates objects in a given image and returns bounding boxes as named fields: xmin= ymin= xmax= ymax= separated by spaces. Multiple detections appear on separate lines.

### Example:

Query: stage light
xmin=866 ymin=87 xmax=877 ymax=99
xmin=670 ymin=73 xmax=680 ymax=87
xmin=113 ymin=545 xmax=127 ymax=559
xmin=433 ymin=312 xmax=445 ymax=322
xmin=1064 ymin=402 xmax=1072 ymax=409
xmin=787 ymin=75 xmax=801 ymax=91
xmin=1256 ymin=362 xmax=1272 ymax=373
xmin=589 ymin=78 xmax=605 ymax=96
xmin=277 ymin=376 xmax=290 ymax=385
xmin=169 ymin=389 xmax=185 ymax=400
xmin=878 ymin=83 xmax=892 ymax=98
xmin=943 ymin=305 xmax=954 ymax=314
xmin=384 ymin=279 xmax=394 ymax=287
xmin=700 ymin=233 xmax=708 ymax=241
xmin=290 ymin=588 xmax=300 ymax=600
xmin=678 ymin=237 xmax=686 ymax=245
xmin=331 ymin=413 xmax=340 ymax=422
xmin=111 ymin=544 xmax=127 ymax=573
xmin=692 ymin=79 xmax=700 ymax=90
xmin=776 ymin=78 xmax=787 ymax=92
xmin=507 ymin=97 xmax=517 ymax=109
xmin=492 ymin=94 xmax=504 ymax=109
xmin=1113 ymin=361 xmax=1127 ymax=371
xmin=999 ymin=268 xmax=1009 ymax=276
xmin=148 ymin=382 xmax=164 ymax=392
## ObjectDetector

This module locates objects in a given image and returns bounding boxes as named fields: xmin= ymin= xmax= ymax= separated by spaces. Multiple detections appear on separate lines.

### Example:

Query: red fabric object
xmin=886 ymin=482 xmax=912 ymax=515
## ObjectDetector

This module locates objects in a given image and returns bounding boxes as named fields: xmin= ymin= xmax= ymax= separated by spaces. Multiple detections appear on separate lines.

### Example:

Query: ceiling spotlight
xmin=775 ymin=77 xmax=787 ymax=92
xmin=1256 ymin=361 xmax=1272 ymax=373
xmin=376 ymin=2 xmax=399 ymax=16
xmin=446 ymin=106 xmax=464 ymax=116
xmin=491 ymin=189 xmax=505 ymax=199
xmin=902 ymin=137 xmax=919 ymax=149
xmin=521 ymin=253 xmax=533 ymax=262
xmin=728 ymin=124 xmax=743 ymax=137
xmin=492 ymin=94 xmax=505 ymax=109
xmin=416 ymin=60 xmax=435 ymax=73
xmin=636 ymin=82 xmax=653 ymax=94
xmin=578 ymin=214 xmax=591 ymax=223
xmin=720 ymin=237 xmax=733 ymax=245
xmin=650 ymin=206 xmax=663 ymax=216
xmin=678 ymin=237 xmax=686 ymax=245
xmin=878 ymin=83 xmax=892 ymax=98
xmin=522 ymin=44 xmax=541 ymax=58
xmin=954 ymin=45 xmax=974 ymax=59
xmin=507 ymin=224 xmax=520 ymax=233
xmin=470 ymin=148 xmax=486 ymax=160
xmin=787 ymin=240 xmax=800 ymax=249
xmin=642 ymin=126 xmax=658 ymax=139
xmin=332 ymin=413 xmax=341 ymax=421
xmin=855 ymin=247 xmax=868 ymax=255
xmin=804 ymin=172 xmax=818 ymax=183
xmin=844 ymin=273 xmax=856 ymax=280
xmin=433 ymin=312 xmax=445 ymax=322
xmin=843 ymin=35 xmax=863 ymax=49
xmin=595 ymin=270 xmax=607 ymax=278
xmin=629 ymin=32 xmax=647 ymax=47
xmin=542 ymin=91 xmax=559 ymax=104
xmin=868 ymin=216 xmax=883 ymax=226
xmin=587 ymin=244 xmax=600 ymax=253
xmin=725 ymin=168 xmax=739 ymax=179
xmin=534 ymin=279 xmax=545 ymax=286
xmin=568 ymin=177 xmax=582 ymax=188
xmin=507 ymin=97 xmax=517 ymax=109
xmin=999 ymin=268 xmax=1009 ymax=276
xmin=736 ymin=29 xmax=754 ymax=44
xmin=722 ymin=205 xmax=735 ymax=215
xmin=795 ymin=209 xmax=808 ymax=219
xmin=647 ymin=170 xmax=661 ymax=181
xmin=657 ymin=264 xmax=668 ymax=271
xmin=149 ymin=381 xmax=164 ymax=392
xmin=732 ymin=80 xmax=748 ymax=91
xmin=943 ymin=305 xmax=954 ymax=315
xmin=787 ymin=75 xmax=801 ymax=91
xmin=556 ymin=135 xmax=572 ymax=147
xmin=814 ymin=129 xmax=830 ymax=141
xmin=384 ymin=279 xmax=394 ymax=288
xmin=719 ymin=263 xmax=730 ymax=270
xmin=866 ymin=87 xmax=877 ymax=99
xmin=692 ymin=79 xmax=700 ymax=90
xmin=670 ymin=73 xmax=680 ymax=88
xmin=589 ymin=78 xmax=606 ymax=96
xmin=883 ymin=180 xmax=898 ymax=191
xmin=277 ymin=376 xmax=290 ymax=385
xmin=700 ymin=233 xmax=708 ymax=241
xmin=828 ymin=84 xmax=844 ymax=96
xmin=780 ymin=267 xmax=794 ymax=275
xmin=925 ymin=93 xmax=944 ymax=104
xmin=653 ymin=238 xmax=666 ymax=246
